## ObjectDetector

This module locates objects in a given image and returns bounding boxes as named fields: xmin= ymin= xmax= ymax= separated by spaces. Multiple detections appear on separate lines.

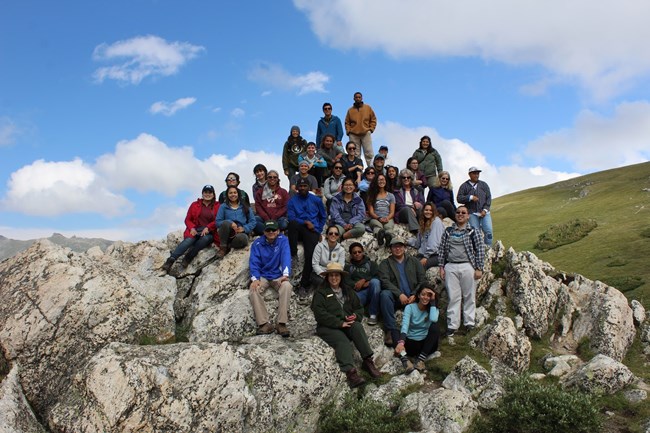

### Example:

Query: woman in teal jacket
xmin=215 ymin=186 xmax=256 ymax=257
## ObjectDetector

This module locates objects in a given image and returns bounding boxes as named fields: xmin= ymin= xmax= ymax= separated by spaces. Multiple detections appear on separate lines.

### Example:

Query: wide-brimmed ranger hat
xmin=322 ymin=262 xmax=348 ymax=276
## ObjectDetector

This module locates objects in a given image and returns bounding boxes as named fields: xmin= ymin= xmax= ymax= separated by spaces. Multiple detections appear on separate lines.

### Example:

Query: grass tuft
xmin=534 ymin=219 xmax=597 ymax=251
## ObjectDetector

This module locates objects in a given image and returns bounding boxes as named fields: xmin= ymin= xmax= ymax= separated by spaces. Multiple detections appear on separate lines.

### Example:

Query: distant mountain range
xmin=0 ymin=233 xmax=114 ymax=262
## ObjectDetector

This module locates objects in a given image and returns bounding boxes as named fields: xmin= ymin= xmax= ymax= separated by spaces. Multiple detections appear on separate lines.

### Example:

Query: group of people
xmin=160 ymin=92 xmax=494 ymax=387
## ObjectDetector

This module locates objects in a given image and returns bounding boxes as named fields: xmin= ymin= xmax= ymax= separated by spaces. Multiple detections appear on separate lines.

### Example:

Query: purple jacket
xmin=394 ymin=188 xmax=424 ymax=222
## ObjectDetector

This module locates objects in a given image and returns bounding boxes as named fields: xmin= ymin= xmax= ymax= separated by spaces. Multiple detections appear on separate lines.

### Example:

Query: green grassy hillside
xmin=491 ymin=161 xmax=650 ymax=309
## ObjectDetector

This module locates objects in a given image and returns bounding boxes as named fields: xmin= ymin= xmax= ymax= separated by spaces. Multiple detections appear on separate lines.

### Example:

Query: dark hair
xmin=322 ymin=102 xmax=332 ymax=110
xmin=406 ymin=157 xmax=419 ymax=169
xmin=225 ymin=172 xmax=240 ymax=183
xmin=253 ymin=164 xmax=267 ymax=175
xmin=419 ymin=135 xmax=433 ymax=154
xmin=366 ymin=173 xmax=387 ymax=207
xmin=321 ymin=134 xmax=335 ymax=146
xmin=226 ymin=186 xmax=250 ymax=222
xmin=348 ymin=242 xmax=364 ymax=254
xmin=326 ymin=224 xmax=340 ymax=237
xmin=354 ymin=91 xmax=362 ymax=97
xmin=385 ymin=166 xmax=398 ymax=192
xmin=415 ymin=285 xmax=437 ymax=310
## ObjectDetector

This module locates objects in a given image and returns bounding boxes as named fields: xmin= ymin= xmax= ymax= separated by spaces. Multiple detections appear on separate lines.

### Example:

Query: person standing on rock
xmin=311 ymin=262 xmax=382 ymax=388
xmin=249 ymin=220 xmax=293 ymax=337
xmin=161 ymin=185 xmax=220 ymax=272
xmin=345 ymin=91 xmax=377 ymax=167
xmin=316 ymin=102 xmax=344 ymax=150
xmin=438 ymin=205 xmax=485 ymax=337
xmin=456 ymin=166 xmax=492 ymax=247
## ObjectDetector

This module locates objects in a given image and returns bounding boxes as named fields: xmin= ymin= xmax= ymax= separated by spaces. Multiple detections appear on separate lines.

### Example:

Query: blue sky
xmin=1 ymin=0 xmax=649 ymax=241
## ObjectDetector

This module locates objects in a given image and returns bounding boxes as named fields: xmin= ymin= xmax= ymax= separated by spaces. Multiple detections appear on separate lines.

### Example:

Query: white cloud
xmin=149 ymin=97 xmax=196 ymax=116
xmin=294 ymin=0 xmax=650 ymax=99
xmin=526 ymin=101 xmax=650 ymax=171
xmin=0 ymin=117 xmax=18 ymax=146
xmin=2 ymin=159 xmax=132 ymax=216
xmin=375 ymin=122 xmax=579 ymax=198
xmin=231 ymin=108 xmax=246 ymax=118
xmin=92 ymin=35 xmax=204 ymax=84
xmin=248 ymin=62 xmax=329 ymax=95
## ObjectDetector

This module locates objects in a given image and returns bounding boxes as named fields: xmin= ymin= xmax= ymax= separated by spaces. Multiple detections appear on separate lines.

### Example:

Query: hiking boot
xmin=276 ymin=323 xmax=290 ymax=338
xmin=376 ymin=229 xmax=385 ymax=246
xmin=297 ymin=286 xmax=311 ymax=305
xmin=383 ymin=232 xmax=393 ymax=249
xmin=444 ymin=328 xmax=456 ymax=338
xmin=215 ymin=246 xmax=229 ymax=259
xmin=362 ymin=357 xmax=382 ymax=378
xmin=345 ymin=368 xmax=366 ymax=388
xmin=383 ymin=330 xmax=393 ymax=346
xmin=181 ymin=256 xmax=192 ymax=268
xmin=464 ymin=325 xmax=475 ymax=334
xmin=256 ymin=322 xmax=274 ymax=335
xmin=414 ymin=360 xmax=426 ymax=372
xmin=367 ymin=315 xmax=378 ymax=326
xmin=161 ymin=257 xmax=174 ymax=272
xmin=401 ymin=357 xmax=414 ymax=374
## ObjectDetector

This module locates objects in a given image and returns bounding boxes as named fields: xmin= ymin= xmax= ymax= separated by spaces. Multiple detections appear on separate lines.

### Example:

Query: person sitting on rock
xmin=253 ymin=169 xmax=289 ymax=235
xmin=252 ymin=164 xmax=268 ymax=198
xmin=215 ymin=186 xmax=256 ymax=257
xmin=394 ymin=285 xmax=440 ymax=374
xmin=162 ymin=184 xmax=220 ymax=272
xmin=379 ymin=237 xmax=427 ymax=347
xmin=329 ymin=177 xmax=366 ymax=241
xmin=343 ymin=242 xmax=381 ymax=326
xmin=289 ymin=160 xmax=319 ymax=196
xmin=287 ymin=178 xmax=327 ymax=299
xmin=298 ymin=142 xmax=327 ymax=186
xmin=311 ymin=262 xmax=382 ymax=388
xmin=311 ymin=225 xmax=347 ymax=291
xmin=249 ymin=220 xmax=293 ymax=337
xmin=218 ymin=172 xmax=250 ymax=206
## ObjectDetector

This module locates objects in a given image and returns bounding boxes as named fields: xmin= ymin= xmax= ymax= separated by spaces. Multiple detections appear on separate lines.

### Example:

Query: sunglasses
xmin=400 ymin=176 xmax=411 ymax=180
xmin=440 ymin=177 xmax=449 ymax=180
xmin=456 ymin=211 xmax=468 ymax=215
xmin=333 ymin=166 xmax=343 ymax=170
xmin=327 ymin=231 xmax=340 ymax=236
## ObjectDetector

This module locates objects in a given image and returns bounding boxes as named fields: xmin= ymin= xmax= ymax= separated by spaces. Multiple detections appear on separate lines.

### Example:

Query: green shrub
xmin=603 ymin=276 xmax=645 ymax=292
xmin=318 ymin=394 xmax=420 ymax=433
xmin=534 ymin=219 xmax=598 ymax=251
xmin=469 ymin=375 xmax=602 ymax=433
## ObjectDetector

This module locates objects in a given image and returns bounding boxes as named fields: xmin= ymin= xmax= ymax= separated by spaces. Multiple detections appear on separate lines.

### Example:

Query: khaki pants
xmin=249 ymin=278 xmax=292 ymax=326
xmin=348 ymin=131 xmax=374 ymax=167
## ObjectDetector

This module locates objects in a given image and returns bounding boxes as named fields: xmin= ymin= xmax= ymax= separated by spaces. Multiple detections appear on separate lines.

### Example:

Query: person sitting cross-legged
xmin=343 ymin=242 xmax=381 ymax=326
xmin=249 ymin=220 xmax=293 ymax=337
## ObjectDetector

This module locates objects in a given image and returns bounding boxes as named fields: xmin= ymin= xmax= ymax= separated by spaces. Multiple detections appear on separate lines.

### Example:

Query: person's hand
xmin=354 ymin=279 xmax=366 ymax=291
xmin=305 ymin=221 xmax=315 ymax=231
xmin=231 ymin=222 xmax=238 ymax=231
xmin=345 ymin=314 xmax=357 ymax=322
xmin=480 ymin=210 xmax=487 ymax=217
xmin=399 ymin=294 xmax=409 ymax=305
xmin=471 ymin=195 xmax=479 ymax=202
xmin=200 ymin=227 xmax=209 ymax=236
xmin=344 ymin=224 xmax=352 ymax=231
xmin=284 ymin=169 xmax=290 ymax=176
xmin=420 ymin=258 xmax=427 ymax=267
xmin=414 ymin=202 xmax=422 ymax=210
xmin=341 ymin=321 xmax=353 ymax=328
xmin=474 ymin=269 xmax=483 ymax=280
xmin=440 ymin=267 xmax=446 ymax=280
xmin=250 ymin=280 xmax=262 ymax=292
xmin=278 ymin=276 xmax=289 ymax=283
xmin=394 ymin=342 xmax=405 ymax=355
xmin=408 ymin=295 xmax=416 ymax=304
xmin=190 ymin=228 xmax=197 ymax=236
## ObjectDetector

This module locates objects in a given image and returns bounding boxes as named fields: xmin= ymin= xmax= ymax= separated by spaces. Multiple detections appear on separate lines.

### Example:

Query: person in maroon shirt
xmin=254 ymin=170 xmax=289 ymax=235
xmin=161 ymin=185 xmax=220 ymax=272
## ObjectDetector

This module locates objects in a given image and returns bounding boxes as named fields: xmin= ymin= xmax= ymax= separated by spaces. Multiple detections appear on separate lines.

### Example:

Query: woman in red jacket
xmin=161 ymin=185 xmax=220 ymax=272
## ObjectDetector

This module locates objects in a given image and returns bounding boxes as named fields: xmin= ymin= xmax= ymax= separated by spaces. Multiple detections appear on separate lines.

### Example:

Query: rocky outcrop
xmin=562 ymin=354 xmax=634 ymax=395
xmin=0 ymin=228 xmax=644 ymax=433
xmin=0 ymin=366 xmax=46 ymax=433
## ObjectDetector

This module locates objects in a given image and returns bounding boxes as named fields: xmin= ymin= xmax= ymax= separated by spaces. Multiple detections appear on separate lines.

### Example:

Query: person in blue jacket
xmin=215 ymin=186 xmax=256 ymax=257
xmin=249 ymin=220 xmax=293 ymax=337
xmin=394 ymin=285 xmax=440 ymax=374
xmin=287 ymin=178 xmax=327 ymax=299
xmin=316 ymin=102 xmax=344 ymax=149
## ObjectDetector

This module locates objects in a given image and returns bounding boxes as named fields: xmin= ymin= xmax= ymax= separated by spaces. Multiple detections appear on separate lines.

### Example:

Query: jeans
xmin=469 ymin=213 xmax=493 ymax=247
xmin=170 ymin=234 xmax=214 ymax=261
xmin=379 ymin=289 xmax=404 ymax=345
xmin=355 ymin=278 xmax=381 ymax=316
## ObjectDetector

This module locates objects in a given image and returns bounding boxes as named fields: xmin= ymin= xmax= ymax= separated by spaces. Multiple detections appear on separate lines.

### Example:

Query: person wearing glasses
xmin=406 ymin=157 xmax=427 ymax=194
xmin=379 ymin=237 xmax=427 ymax=346
xmin=330 ymin=177 xmax=366 ymax=240
xmin=322 ymin=162 xmax=346 ymax=209
xmin=343 ymin=242 xmax=381 ymax=326
xmin=253 ymin=170 xmax=289 ymax=235
xmin=426 ymin=170 xmax=457 ymax=222
xmin=341 ymin=141 xmax=363 ymax=185
xmin=357 ymin=166 xmax=376 ymax=203
xmin=249 ymin=220 xmax=293 ymax=337
xmin=161 ymin=185 xmax=220 ymax=272
xmin=394 ymin=169 xmax=425 ymax=233
xmin=457 ymin=166 xmax=492 ymax=247
xmin=438 ymin=204 xmax=485 ymax=337
xmin=311 ymin=224 xmax=347 ymax=290
xmin=316 ymin=102 xmax=343 ymax=150
xmin=218 ymin=172 xmax=251 ymax=207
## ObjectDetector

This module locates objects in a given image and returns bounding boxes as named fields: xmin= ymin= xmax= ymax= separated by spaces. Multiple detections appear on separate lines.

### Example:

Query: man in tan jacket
xmin=345 ymin=92 xmax=377 ymax=167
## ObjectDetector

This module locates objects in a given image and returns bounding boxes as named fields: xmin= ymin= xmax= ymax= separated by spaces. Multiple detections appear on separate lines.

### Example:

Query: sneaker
xmin=414 ymin=360 xmax=426 ymax=372
xmin=425 ymin=351 xmax=441 ymax=361
xmin=444 ymin=328 xmax=456 ymax=338
xmin=345 ymin=368 xmax=366 ymax=388
xmin=276 ymin=323 xmax=290 ymax=338
xmin=161 ymin=257 xmax=174 ymax=272
xmin=367 ymin=315 xmax=378 ymax=326
xmin=256 ymin=322 xmax=274 ymax=335
xmin=362 ymin=357 xmax=382 ymax=378
xmin=401 ymin=357 xmax=414 ymax=374
xmin=376 ymin=229 xmax=385 ymax=246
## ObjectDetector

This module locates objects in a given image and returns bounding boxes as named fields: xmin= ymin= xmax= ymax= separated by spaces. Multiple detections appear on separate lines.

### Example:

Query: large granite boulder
xmin=399 ymin=388 xmax=478 ymax=433
xmin=470 ymin=316 xmax=531 ymax=373
xmin=562 ymin=354 xmax=635 ymax=395
xmin=0 ymin=365 xmax=47 ymax=433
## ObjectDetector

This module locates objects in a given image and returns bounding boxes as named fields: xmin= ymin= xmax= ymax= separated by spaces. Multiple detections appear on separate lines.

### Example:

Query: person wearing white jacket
xmin=311 ymin=224 xmax=347 ymax=288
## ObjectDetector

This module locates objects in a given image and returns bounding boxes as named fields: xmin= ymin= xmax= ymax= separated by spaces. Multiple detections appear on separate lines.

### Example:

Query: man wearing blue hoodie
xmin=249 ymin=220 xmax=293 ymax=337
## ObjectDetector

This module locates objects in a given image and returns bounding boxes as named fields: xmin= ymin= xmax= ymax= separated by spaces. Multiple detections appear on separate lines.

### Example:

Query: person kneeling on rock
xmin=311 ymin=262 xmax=382 ymax=388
